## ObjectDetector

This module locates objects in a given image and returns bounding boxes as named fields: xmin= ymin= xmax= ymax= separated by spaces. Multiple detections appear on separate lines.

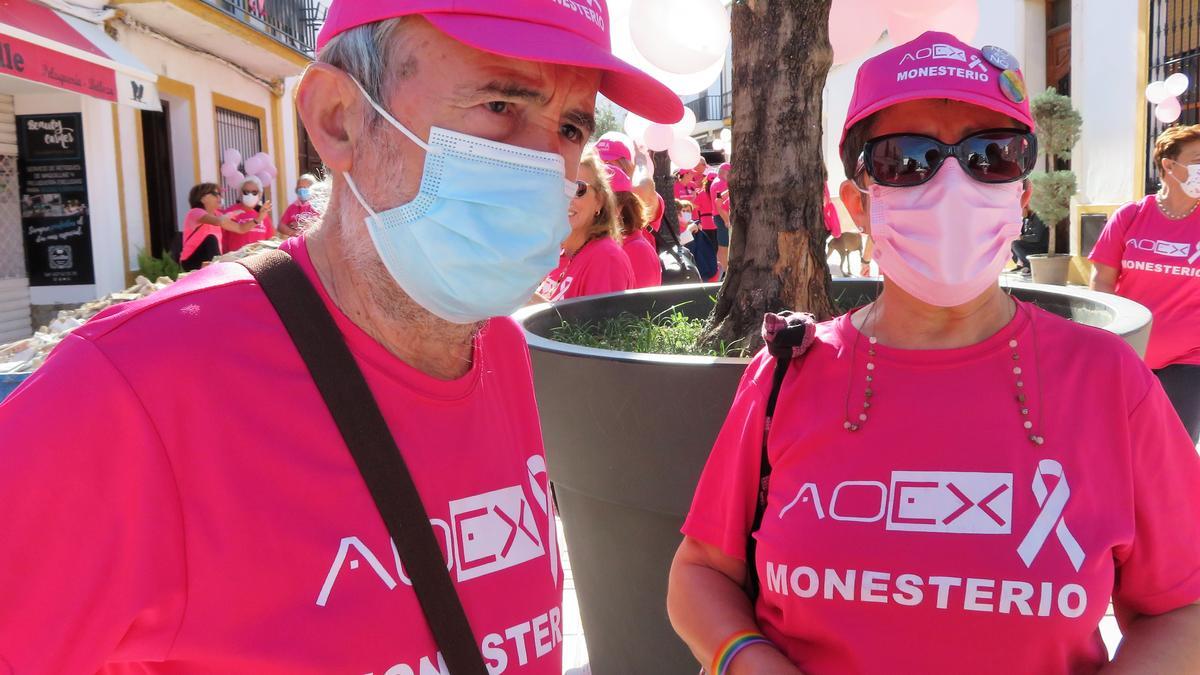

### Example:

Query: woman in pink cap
xmin=1090 ymin=124 xmax=1200 ymax=443
xmin=669 ymin=32 xmax=1200 ymax=675
xmin=537 ymin=151 xmax=634 ymax=301
xmin=608 ymin=165 xmax=663 ymax=289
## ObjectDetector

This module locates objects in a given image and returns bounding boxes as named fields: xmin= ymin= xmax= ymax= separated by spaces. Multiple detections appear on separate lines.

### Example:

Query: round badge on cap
xmin=982 ymin=45 xmax=1020 ymax=72
xmin=1000 ymin=69 xmax=1028 ymax=103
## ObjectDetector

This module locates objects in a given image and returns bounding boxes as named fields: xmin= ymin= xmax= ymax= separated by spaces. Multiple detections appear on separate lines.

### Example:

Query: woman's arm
xmin=1090 ymin=261 xmax=1119 ymax=294
xmin=1101 ymin=602 xmax=1200 ymax=674
xmin=196 ymin=212 xmax=253 ymax=234
xmin=668 ymin=536 xmax=802 ymax=675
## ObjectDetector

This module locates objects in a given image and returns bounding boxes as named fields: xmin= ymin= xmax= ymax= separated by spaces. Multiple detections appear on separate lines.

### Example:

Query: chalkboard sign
xmin=16 ymin=113 xmax=95 ymax=286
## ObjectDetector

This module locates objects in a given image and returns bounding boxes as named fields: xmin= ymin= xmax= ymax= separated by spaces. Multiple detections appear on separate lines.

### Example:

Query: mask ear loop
xmin=345 ymin=75 xmax=438 ymax=155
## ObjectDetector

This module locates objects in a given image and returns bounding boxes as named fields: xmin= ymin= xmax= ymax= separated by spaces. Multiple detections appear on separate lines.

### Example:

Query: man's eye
xmin=561 ymin=124 xmax=583 ymax=143
xmin=486 ymin=101 xmax=510 ymax=114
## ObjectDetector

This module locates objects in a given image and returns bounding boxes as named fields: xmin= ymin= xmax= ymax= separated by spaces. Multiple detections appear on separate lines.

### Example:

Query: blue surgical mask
xmin=343 ymin=78 xmax=573 ymax=324
xmin=296 ymin=187 xmax=312 ymax=201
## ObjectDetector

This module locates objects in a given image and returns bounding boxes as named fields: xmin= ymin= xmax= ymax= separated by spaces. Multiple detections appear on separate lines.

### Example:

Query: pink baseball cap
xmin=318 ymin=0 xmax=684 ymax=124
xmin=595 ymin=133 xmax=634 ymax=164
xmin=604 ymin=164 xmax=634 ymax=193
xmin=840 ymin=31 xmax=1035 ymax=151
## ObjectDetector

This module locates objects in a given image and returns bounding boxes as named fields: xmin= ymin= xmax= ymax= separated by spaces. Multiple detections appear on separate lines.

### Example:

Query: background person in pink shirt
xmin=669 ymin=32 xmax=1200 ymax=675
xmin=607 ymin=164 xmax=662 ymax=289
xmin=221 ymin=175 xmax=274 ymax=253
xmin=178 ymin=181 xmax=252 ymax=271
xmin=0 ymin=1 xmax=682 ymax=672
xmin=538 ymin=151 xmax=635 ymax=301
xmin=278 ymin=173 xmax=320 ymax=237
xmin=1090 ymin=124 xmax=1200 ymax=442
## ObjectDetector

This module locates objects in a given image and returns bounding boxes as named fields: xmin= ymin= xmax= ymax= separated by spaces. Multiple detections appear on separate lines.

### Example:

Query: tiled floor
xmin=557 ymin=517 xmax=1125 ymax=674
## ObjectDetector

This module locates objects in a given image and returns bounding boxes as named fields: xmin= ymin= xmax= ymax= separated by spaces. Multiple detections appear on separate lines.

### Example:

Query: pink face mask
xmin=868 ymin=163 xmax=1023 ymax=307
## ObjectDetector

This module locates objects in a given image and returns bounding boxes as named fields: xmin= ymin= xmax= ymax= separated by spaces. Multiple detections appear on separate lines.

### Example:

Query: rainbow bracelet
xmin=711 ymin=630 xmax=771 ymax=675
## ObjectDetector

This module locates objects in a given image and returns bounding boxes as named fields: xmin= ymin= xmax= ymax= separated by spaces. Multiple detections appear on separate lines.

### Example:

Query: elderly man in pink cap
xmin=0 ymin=1 xmax=679 ymax=673
xmin=670 ymin=31 xmax=1200 ymax=675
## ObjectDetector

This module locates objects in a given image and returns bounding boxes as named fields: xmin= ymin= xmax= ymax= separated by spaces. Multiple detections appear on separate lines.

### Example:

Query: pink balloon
xmin=644 ymin=123 xmax=676 ymax=152
xmin=890 ymin=0 xmax=947 ymax=18
xmin=831 ymin=0 xmax=886 ymax=65
xmin=255 ymin=172 xmax=274 ymax=188
xmin=223 ymin=148 xmax=241 ymax=166
xmin=888 ymin=0 xmax=978 ymax=45
xmin=244 ymin=156 xmax=264 ymax=176
xmin=1156 ymin=96 xmax=1182 ymax=124
xmin=220 ymin=161 xmax=240 ymax=178
xmin=227 ymin=170 xmax=245 ymax=187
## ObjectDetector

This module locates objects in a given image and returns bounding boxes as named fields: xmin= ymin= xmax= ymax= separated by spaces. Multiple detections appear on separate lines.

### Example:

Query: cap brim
xmin=839 ymin=89 xmax=1036 ymax=151
xmin=424 ymin=13 xmax=683 ymax=124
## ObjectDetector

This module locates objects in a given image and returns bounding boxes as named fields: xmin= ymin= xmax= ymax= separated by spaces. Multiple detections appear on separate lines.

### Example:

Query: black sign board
xmin=16 ymin=113 xmax=95 ymax=286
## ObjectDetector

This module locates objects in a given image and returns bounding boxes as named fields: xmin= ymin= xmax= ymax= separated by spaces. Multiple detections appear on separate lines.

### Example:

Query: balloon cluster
xmin=1146 ymin=73 xmax=1190 ymax=124
xmin=830 ymin=0 xmax=979 ymax=65
xmin=609 ymin=0 xmax=731 ymax=97
xmin=623 ymin=108 xmax=705 ymax=169
xmin=220 ymin=149 xmax=277 ymax=189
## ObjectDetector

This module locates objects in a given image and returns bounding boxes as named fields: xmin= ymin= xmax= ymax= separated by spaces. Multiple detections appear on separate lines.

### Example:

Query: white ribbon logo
xmin=1017 ymin=459 xmax=1085 ymax=571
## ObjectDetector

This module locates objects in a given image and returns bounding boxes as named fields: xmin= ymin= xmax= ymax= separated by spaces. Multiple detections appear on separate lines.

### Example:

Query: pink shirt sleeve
xmin=1112 ymin=379 xmax=1200 ymax=617
xmin=1088 ymin=201 xmax=1140 ymax=268
xmin=682 ymin=352 xmax=775 ymax=560
xmin=0 ymin=334 xmax=187 ymax=671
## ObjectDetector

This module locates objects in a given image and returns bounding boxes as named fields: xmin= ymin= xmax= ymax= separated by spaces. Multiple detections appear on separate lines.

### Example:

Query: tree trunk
xmin=652 ymin=150 xmax=677 ymax=236
xmin=701 ymin=0 xmax=836 ymax=354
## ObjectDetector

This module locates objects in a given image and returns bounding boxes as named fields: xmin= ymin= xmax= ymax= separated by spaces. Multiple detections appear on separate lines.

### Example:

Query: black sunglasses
xmin=860 ymin=129 xmax=1038 ymax=188
xmin=574 ymin=180 xmax=590 ymax=198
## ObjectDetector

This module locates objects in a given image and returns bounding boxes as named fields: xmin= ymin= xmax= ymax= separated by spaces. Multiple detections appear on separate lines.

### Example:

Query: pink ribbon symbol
xmin=1017 ymin=460 xmax=1085 ymax=571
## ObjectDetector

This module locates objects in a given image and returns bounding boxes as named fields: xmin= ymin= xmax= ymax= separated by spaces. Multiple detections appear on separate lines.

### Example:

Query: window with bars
xmin=1145 ymin=0 xmax=1200 ymax=193
xmin=215 ymin=106 xmax=263 ymax=206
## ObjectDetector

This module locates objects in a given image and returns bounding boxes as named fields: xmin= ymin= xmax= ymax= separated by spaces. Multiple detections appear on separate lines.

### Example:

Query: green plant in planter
xmin=1028 ymin=87 xmax=1082 ymax=256
xmin=135 ymin=249 xmax=184 ymax=282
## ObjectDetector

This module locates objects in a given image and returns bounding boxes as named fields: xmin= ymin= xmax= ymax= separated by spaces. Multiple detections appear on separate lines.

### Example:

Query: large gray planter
xmin=514 ymin=281 xmax=1151 ymax=675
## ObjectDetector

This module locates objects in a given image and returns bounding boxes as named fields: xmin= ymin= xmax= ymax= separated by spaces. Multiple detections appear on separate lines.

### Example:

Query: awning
xmin=0 ymin=0 xmax=161 ymax=110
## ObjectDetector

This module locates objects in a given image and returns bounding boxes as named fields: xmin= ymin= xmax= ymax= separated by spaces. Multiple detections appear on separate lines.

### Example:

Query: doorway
xmin=141 ymin=100 xmax=178 ymax=259
xmin=1046 ymin=0 xmax=1071 ymax=96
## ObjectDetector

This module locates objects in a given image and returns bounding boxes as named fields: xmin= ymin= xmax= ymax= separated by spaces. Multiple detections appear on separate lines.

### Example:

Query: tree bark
xmin=701 ymin=0 xmax=837 ymax=354
xmin=652 ymin=150 xmax=677 ymax=236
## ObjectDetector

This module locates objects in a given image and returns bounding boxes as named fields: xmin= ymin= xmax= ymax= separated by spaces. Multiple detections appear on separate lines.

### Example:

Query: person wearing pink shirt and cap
xmin=669 ymin=32 xmax=1200 ymax=675
xmin=0 ymin=1 xmax=680 ymax=672
xmin=607 ymin=164 xmax=662 ymax=288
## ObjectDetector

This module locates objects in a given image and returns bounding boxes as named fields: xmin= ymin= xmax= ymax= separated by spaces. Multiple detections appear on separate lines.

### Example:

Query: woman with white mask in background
xmin=1091 ymin=125 xmax=1200 ymax=443
xmin=222 ymin=175 xmax=274 ymax=253
xmin=669 ymin=32 xmax=1200 ymax=675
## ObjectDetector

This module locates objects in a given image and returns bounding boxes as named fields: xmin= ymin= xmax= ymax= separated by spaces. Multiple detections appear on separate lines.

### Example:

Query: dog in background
xmin=827 ymin=231 xmax=864 ymax=277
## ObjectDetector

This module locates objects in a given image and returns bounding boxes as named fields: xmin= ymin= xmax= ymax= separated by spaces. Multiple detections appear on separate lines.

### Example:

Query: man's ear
xmin=839 ymin=178 xmax=871 ymax=236
xmin=295 ymin=63 xmax=366 ymax=174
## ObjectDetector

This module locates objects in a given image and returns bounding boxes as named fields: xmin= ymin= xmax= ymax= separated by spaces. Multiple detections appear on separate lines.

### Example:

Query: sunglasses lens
xmin=574 ymin=180 xmax=588 ymax=198
xmin=868 ymin=136 xmax=944 ymax=187
xmin=958 ymin=132 xmax=1037 ymax=183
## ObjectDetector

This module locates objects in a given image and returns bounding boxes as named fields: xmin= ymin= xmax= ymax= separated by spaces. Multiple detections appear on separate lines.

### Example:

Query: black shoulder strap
xmin=239 ymin=251 xmax=489 ymax=675
xmin=744 ymin=313 xmax=815 ymax=601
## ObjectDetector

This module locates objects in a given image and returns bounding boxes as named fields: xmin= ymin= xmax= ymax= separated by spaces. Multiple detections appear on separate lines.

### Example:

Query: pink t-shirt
xmin=683 ymin=304 xmax=1200 ymax=675
xmin=1088 ymin=195 xmax=1200 ymax=369
xmin=222 ymin=203 xmax=275 ymax=253
xmin=649 ymin=193 xmax=665 ymax=233
xmin=694 ymin=186 xmax=716 ymax=231
xmin=180 ymin=207 xmax=223 ymax=261
xmin=0 ymin=237 xmax=563 ymax=674
xmin=281 ymin=199 xmax=319 ymax=232
xmin=622 ymin=233 xmax=662 ymax=289
xmin=537 ymin=237 xmax=635 ymax=301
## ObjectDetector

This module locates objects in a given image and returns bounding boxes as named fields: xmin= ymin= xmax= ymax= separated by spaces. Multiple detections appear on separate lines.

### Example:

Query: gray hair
xmin=241 ymin=175 xmax=263 ymax=192
xmin=316 ymin=18 xmax=411 ymax=105
xmin=297 ymin=173 xmax=317 ymax=185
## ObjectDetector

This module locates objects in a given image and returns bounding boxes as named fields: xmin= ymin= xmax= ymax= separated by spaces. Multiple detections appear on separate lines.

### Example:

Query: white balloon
xmin=1156 ymin=96 xmax=1183 ymax=124
xmin=1166 ymin=72 xmax=1191 ymax=97
xmin=644 ymin=123 xmax=676 ymax=152
xmin=630 ymin=0 xmax=730 ymax=76
xmin=609 ymin=0 xmax=729 ymax=96
xmin=623 ymin=113 xmax=652 ymax=141
xmin=719 ymin=128 xmax=732 ymax=144
xmin=668 ymin=135 xmax=702 ymax=169
xmin=672 ymin=107 xmax=698 ymax=136
xmin=712 ymin=139 xmax=726 ymax=152
xmin=1146 ymin=80 xmax=1170 ymax=104
xmin=831 ymin=0 xmax=886 ymax=65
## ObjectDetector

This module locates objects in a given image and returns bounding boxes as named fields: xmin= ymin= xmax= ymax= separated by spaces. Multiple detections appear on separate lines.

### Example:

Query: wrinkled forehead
xmin=869 ymin=99 xmax=1028 ymax=143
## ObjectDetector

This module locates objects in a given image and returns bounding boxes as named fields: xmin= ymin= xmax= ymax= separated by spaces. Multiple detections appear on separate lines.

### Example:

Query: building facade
xmin=0 ymin=0 xmax=323 ymax=340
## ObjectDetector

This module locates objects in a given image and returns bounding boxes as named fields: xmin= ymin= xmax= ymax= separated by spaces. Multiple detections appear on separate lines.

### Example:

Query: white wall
xmin=166 ymin=91 xmax=197 ymax=228
xmin=1070 ymin=0 xmax=1140 ymax=206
